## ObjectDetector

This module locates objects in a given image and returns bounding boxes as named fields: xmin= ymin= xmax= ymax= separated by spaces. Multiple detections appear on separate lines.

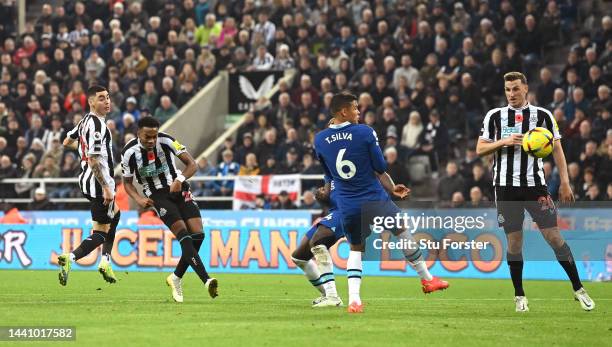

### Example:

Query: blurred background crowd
xmin=0 ymin=0 xmax=609 ymax=210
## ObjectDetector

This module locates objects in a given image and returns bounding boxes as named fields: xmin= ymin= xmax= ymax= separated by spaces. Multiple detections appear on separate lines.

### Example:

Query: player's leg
xmin=390 ymin=227 xmax=449 ymax=293
xmin=498 ymin=187 xmax=528 ymax=311
xmin=152 ymin=190 xmax=214 ymax=300
xmin=99 ymin=203 xmax=120 ymax=283
xmin=539 ymin=226 xmax=593 ymax=310
xmin=58 ymin=198 xmax=111 ymax=286
xmin=346 ymin=242 xmax=364 ymax=313
xmin=291 ymin=230 xmax=326 ymax=300
xmin=527 ymin=191 xmax=594 ymax=310
xmin=309 ymin=225 xmax=342 ymax=306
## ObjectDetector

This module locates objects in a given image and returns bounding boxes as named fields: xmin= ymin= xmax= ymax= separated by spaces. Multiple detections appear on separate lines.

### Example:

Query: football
xmin=522 ymin=127 xmax=555 ymax=158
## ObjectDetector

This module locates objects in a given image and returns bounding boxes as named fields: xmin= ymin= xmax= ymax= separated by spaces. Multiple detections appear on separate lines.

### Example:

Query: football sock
xmin=174 ymin=232 xmax=205 ymax=278
xmin=72 ymin=230 xmax=106 ymax=261
xmin=176 ymin=230 xmax=210 ymax=284
xmin=101 ymin=212 xmax=120 ymax=262
xmin=507 ymin=252 xmax=525 ymax=296
xmin=291 ymin=257 xmax=325 ymax=295
xmin=347 ymin=251 xmax=362 ymax=305
xmin=398 ymin=231 xmax=433 ymax=281
xmin=553 ymin=242 xmax=583 ymax=291
xmin=311 ymin=245 xmax=338 ymax=297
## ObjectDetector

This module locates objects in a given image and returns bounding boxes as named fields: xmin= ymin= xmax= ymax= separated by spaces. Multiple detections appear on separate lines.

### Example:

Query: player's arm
xmin=376 ymin=172 xmax=410 ymax=199
xmin=121 ymin=151 xmax=154 ymax=208
xmin=476 ymin=136 xmax=521 ymax=157
xmin=545 ymin=110 xmax=574 ymax=203
xmin=169 ymin=150 xmax=196 ymax=193
xmin=367 ymin=128 xmax=387 ymax=174
xmin=63 ymin=137 xmax=78 ymax=150
xmin=63 ymin=123 xmax=80 ymax=149
xmin=88 ymin=154 xmax=113 ymax=205
xmin=123 ymin=176 xmax=154 ymax=209
xmin=476 ymin=109 xmax=521 ymax=157
xmin=552 ymin=141 xmax=574 ymax=203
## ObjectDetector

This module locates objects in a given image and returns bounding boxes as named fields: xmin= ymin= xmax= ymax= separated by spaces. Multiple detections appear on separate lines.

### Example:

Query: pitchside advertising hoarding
xmin=0 ymin=209 xmax=610 ymax=281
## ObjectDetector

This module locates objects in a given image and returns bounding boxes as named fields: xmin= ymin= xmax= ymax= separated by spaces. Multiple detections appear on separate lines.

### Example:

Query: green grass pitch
xmin=0 ymin=270 xmax=609 ymax=346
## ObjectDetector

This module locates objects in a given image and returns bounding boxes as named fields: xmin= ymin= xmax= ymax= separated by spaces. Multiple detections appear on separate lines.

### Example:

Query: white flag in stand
xmin=232 ymin=174 xmax=301 ymax=210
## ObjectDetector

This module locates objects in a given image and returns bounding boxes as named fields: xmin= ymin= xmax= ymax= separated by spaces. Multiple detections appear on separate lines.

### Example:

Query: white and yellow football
xmin=522 ymin=127 xmax=554 ymax=158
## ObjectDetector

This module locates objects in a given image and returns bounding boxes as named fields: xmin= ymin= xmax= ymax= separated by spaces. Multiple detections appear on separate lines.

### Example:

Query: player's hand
xmin=392 ymin=184 xmax=411 ymax=200
xmin=137 ymin=196 xmax=155 ymax=209
xmin=559 ymin=183 xmax=575 ymax=204
xmin=503 ymin=134 xmax=523 ymax=146
xmin=170 ymin=180 xmax=182 ymax=193
xmin=102 ymin=186 xmax=114 ymax=206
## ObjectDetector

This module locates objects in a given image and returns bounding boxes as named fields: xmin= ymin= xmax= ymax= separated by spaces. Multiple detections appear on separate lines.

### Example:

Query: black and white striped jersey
xmin=121 ymin=132 xmax=187 ymax=196
xmin=66 ymin=112 xmax=115 ymax=198
xmin=479 ymin=103 xmax=561 ymax=187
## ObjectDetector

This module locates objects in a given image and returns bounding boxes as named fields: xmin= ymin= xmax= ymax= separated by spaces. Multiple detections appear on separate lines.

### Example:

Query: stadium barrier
xmin=0 ymin=174 xmax=325 ymax=205
xmin=0 ymin=209 xmax=610 ymax=281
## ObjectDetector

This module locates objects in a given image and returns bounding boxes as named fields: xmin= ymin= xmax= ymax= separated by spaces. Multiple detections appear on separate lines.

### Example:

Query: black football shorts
xmin=495 ymin=186 xmax=558 ymax=233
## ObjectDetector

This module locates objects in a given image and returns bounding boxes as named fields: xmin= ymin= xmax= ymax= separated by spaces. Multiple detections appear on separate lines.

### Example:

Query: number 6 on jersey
xmin=336 ymin=148 xmax=356 ymax=179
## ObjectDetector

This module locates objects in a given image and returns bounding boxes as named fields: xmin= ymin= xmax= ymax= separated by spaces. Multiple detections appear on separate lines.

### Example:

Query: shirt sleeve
xmin=543 ymin=108 xmax=562 ymax=140
xmin=314 ymin=140 xmax=333 ymax=179
xmin=121 ymin=151 xmax=134 ymax=178
xmin=159 ymin=133 xmax=187 ymax=156
xmin=366 ymin=127 xmax=387 ymax=174
xmin=479 ymin=109 xmax=497 ymax=142
xmin=86 ymin=118 xmax=105 ymax=155
xmin=66 ymin=121 xmax=80 ymax=140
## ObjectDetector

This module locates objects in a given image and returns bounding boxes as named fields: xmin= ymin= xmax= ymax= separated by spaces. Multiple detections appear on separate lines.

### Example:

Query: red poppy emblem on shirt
xmin=147 ymin=151 xmax=155 ymax=162
xmin=515 ymin=113 xmax=523 ymax=123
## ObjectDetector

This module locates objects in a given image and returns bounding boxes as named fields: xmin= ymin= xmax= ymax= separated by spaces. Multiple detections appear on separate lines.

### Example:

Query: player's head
xmin=87 ymin=85 xmax=110 ymax=115
xmin=314 ymin=185 xmax=331 ymax=205
xmin=137 ymin=116 xmax=161 ymax=150
xmin=330 ymin=91 xmax=359 ymax=124
xmin=503 ymin=72 xmax=528 ymax=108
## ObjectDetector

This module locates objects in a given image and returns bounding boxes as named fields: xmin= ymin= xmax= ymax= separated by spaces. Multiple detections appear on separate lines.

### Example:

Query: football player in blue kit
xmin=313 ymin=92 xmax=449 ymax=313
xmin=291 ymin=172 xmax=408 ymax=308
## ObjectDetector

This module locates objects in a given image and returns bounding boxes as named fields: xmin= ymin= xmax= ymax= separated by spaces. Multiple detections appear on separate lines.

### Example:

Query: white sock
xmin=409 ymin=256 xmax=433 ymax=281
xmin=311 ymin=245 xmax=338 ymax=297
xmin=69 ymin=253 xmax=76 ymax=262
xmin=347 ymin=251 xmax=363 ymax=305
xmin=292 ymin=257 xmax=325 ymax=295
xmin=101 ymin=253 xmax=111 ymax=263
xmin=396 ymin=231 xmax=433 ymax=281
xmin=171 ymin=273 xmax=181 ymax=281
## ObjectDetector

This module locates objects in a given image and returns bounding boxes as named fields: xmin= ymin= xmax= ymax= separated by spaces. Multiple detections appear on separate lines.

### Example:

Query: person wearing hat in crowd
xmin=235 ymin=132 xmax=256 ymax=165
xmin=28 ymin=187 xmax=55 ymax=210
xmin=271 ymin=190 xmax=296 ymax=210
xmin=279 ymin=147 xmax=301 ymax=174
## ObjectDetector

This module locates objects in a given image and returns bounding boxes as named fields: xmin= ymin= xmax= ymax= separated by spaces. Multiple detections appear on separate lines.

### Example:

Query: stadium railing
xmin=0 ymin=174 xmax=325 ymax=205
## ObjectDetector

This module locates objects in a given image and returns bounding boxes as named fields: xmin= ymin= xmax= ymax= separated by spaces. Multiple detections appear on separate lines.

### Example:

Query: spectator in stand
xmin=384 ymin=146 xmax=409 ymax=187
xmin=154 ymin=95 xmax=178 ymax=124
xmin=438 ymin=161 xmax=465 ymax=202
xmin=239 ymin=153 xmax=260 ymax=176
xmin=213 ymin=149 xmax=240 ymax=196
xmin=300 ymin=190 xmax=320 ymax=210
xmin=271 ymin=190 xmax=296 ymax=210
xmin=28 ymin=187 xmax=55 ymax=210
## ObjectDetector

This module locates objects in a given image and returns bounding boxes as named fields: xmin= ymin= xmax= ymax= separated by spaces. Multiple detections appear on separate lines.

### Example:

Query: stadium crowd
xmin=0 ymin=0 xmax=610 ymax=208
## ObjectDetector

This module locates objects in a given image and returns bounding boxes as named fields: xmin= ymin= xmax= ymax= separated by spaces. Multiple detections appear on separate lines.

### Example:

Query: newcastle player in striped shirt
xmin=58 ymin=85 xmax=120 ymax=285
xmin=476 ymin=72 xmax=594 ymax=312
xmin=121 ymin=116 xmax=217 ymax=302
